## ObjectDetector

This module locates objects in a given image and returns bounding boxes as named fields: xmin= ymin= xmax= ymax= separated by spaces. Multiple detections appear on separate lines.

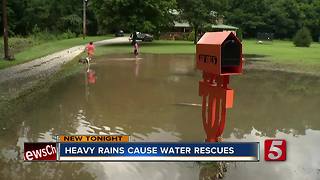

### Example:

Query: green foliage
xmin=32 ymin=25 xmax=41 ymax=34
xmin=58 ymin=14 xmax=82 ymax=35
xmin=8 ymin=37 xmax=34 ymax=53
xmin=141 ymin=21 xmax=156 ymax=33
xmin=0 ymin=0 xmax=320 ymax=40
xmin=31 ymin=30 xmax=57 ymax=42
xmin=91 ymin=0 xmax=176 ymax=34
xmin=60 ymin=30 xmax=77 ymax=39
xmin=218 ymin=0 xmax=320 ymax=39
xmin=236 ymin=29 xmax=243 ymax=41
xmin=0 ymin=0 xmax=96 ymax=36
xmin=177 ymin=0 xmax=215 ymax=43
xmin=0 ymin=35 xmax=112 ymax=69
xmin=293 ymin=27 xmax=312 ymax=47
xmin=187 ymin=30 xmax=195 ymax=41
xmin=0 ymin=31 xmax=76 ymax=59
xmin=0 ymin=36 xmax=34 ymax=58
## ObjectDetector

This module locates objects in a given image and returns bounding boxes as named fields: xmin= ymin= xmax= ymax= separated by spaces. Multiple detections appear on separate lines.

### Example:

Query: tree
xmin=0 ymin=0 xmax=319 ymax=41
xmin=222 ymin=0 xmax=269 ymax=38
xmin=299 ymin=0 xmax=320 ymax=41
xmin=293 ymin=27 xmax=312 ymax=47
xmin=91 ymin=0 xmax=176 ymax=35
xmin=2 ymin=0 xmax=10 ymax=59
xmin=0 ymin=0 xmax=96 ymax=36
xmin=177 ymin=0 xmax=215 ymax=44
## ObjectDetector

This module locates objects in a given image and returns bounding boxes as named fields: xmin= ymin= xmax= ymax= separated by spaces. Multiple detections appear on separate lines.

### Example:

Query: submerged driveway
xmin=0 ymin=37 xmax=129 ymax=100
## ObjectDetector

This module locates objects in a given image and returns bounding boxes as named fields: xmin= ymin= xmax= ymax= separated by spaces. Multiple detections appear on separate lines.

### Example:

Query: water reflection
xmin=0 ymin=54 xmax=319 ymax=179
xmin=226 ymin=71 xmax=320 ymax=138
xmin=134 ymin=59 xmax=141 ymax=78
xmin=87 ymin=69 xmax=96 ymax=85
xmin=224 ymin=128 xmax=320 ymax=180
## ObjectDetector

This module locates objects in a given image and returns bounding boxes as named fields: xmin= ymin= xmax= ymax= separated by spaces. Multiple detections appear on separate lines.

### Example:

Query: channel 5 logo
xmin=264 ymin=139 xmax=286 ymax=161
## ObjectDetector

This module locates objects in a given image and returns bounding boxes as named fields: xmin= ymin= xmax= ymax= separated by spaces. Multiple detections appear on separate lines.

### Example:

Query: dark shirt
xmin=131 ymin=32 xmax=137 ymax=45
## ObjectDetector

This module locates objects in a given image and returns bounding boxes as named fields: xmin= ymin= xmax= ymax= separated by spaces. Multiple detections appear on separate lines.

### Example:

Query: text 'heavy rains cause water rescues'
xmin=59 ymin=142 xmax=259 ymax=161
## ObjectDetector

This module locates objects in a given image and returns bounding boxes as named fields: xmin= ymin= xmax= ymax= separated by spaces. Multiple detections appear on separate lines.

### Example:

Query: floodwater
xmin=0 ymin=54 xmax=319 ymax=180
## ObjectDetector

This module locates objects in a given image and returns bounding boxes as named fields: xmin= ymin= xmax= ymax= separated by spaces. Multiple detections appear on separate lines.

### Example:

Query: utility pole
xmin=83 ymin=0 xmax=87 ymax=39
xmin=2 ymin=0 xmax=10 ymax=60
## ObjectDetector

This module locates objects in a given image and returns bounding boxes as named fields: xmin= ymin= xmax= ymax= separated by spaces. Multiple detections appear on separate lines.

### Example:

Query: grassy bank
xmin=0 ymin=35 xmax=112 ymax=69
xmin=95 ymin=40 xmax=195 ymax=56
xmin=243 ymin=40 xmax=320 ymax=65
xmin=97 ymin=39 xmax=320 ymax=65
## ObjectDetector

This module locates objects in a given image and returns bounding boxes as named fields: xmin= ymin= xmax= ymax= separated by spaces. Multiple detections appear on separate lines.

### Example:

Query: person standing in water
xmin=130 ymin=32 xmax=139 ymax=56
xmin=133 ymin=41 xmax=139 ymax=56
xmin=86 ymin=42 xmax=95 ymax=62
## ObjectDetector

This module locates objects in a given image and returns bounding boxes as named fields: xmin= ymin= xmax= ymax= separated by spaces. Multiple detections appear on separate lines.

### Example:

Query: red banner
xmin=24 ymin=143 xmax=57 ymax=161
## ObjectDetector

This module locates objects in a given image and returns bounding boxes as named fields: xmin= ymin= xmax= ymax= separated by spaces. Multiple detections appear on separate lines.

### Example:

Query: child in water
xmin=130 ymin=32 xmax=139 ymax=57
xmin=86 ymin=42 xmax=95 ymax=62
xmin=133 ymin=41 xmax=139 ymax=56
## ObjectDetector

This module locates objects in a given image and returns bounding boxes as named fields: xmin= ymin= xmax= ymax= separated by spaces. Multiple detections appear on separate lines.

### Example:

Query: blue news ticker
xmin=59 ymin=142 xmax=259 ymax=161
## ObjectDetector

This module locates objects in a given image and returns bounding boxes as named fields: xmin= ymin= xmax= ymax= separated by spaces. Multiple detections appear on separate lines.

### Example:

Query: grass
xmin=96 ymin=39 xmax=320 ymax=65
xmin=0 ymin=35 xmax=112 ymax=69
xmin=1 ymin=37 xmax=319 ymax=70
xmin=95 ymin=40 xmax=195 ymax=56
xmin=242 ymin=39 xmax=320 ymax=65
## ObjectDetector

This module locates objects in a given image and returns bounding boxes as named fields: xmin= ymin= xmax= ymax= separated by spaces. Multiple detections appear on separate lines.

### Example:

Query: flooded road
xmin=0 ymin=54 xmax=319 ymax=179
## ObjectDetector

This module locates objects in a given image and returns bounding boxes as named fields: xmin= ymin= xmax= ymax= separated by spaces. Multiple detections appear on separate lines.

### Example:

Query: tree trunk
xmin=83 ymin=0 xmax=87 ymax=39
xmin=194 ymin=26 xmax=198 ymax=44
xmin=2 ymin=0 xmax=10 ymax=60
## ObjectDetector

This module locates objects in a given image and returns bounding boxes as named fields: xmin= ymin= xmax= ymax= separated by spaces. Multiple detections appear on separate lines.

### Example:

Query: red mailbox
xmin=196 ymin=31 xmax=243 ymax=75
xmin=196 ymin=31 xmax=243 ymax=142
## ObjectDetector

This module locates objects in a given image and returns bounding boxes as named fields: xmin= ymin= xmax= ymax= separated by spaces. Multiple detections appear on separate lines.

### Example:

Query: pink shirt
xmin=86 ymin=44 xmax=95 ymax=54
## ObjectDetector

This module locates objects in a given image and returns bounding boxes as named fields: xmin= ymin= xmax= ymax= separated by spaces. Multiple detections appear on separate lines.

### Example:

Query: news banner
xmin=23 ymin=135 xmax=286 ymax=162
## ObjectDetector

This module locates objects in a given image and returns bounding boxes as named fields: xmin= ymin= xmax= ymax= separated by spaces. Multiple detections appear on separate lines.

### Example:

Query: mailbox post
xmin=196 ymin=31 xmax=243 ymax=142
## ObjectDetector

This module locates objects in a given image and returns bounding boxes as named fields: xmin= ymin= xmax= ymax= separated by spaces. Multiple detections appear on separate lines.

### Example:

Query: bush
xmin=0 ymin=36 xmax=35 ymax=58
xmin=60 ymin=29 xmax=77 ymax=39
xmin=31 ymin=30 xmax=57 ymax=42
xmin=236 ymin=29 xmax=243 ymax=42
xmin=187 ymin=30 xmax=195 ymax=41
xmin=8 ymin=37 xmax=34 ymax=53
xmin=293 ymin=27 xmax=312 ymax=47
xmin=0 ymin=30 xmax=78 ymax=58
